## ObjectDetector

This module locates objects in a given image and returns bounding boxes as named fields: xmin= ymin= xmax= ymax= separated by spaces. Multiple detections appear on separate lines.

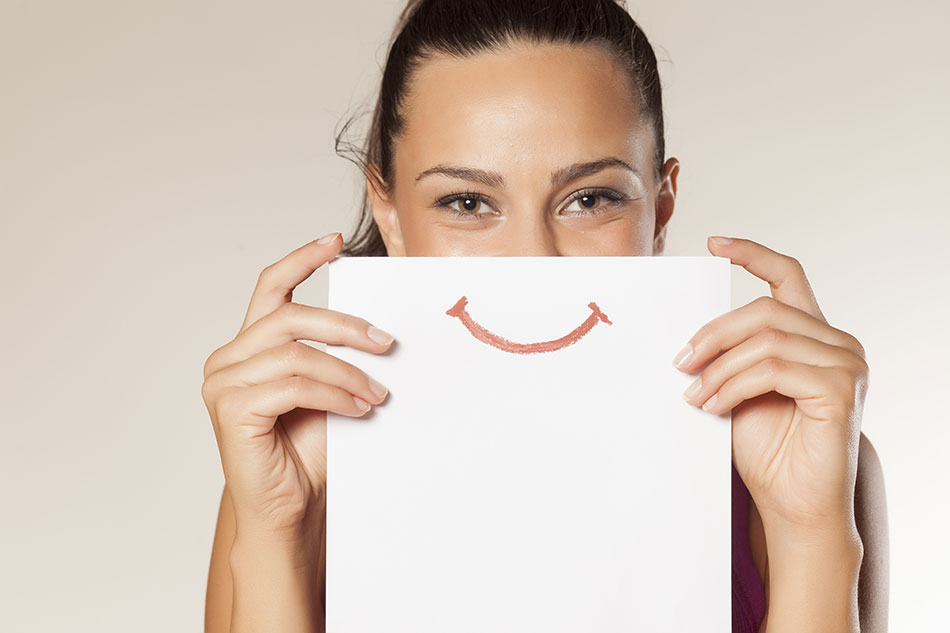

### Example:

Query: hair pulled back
xmin=335 ymin=0 xmax=666 ymax=256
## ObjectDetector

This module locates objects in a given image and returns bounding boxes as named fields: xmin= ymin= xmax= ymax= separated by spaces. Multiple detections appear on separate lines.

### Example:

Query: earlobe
xmin=367 ymin=163 xmax=406 ymax=256
xmin=653 ymin=157 xmax=680 ymax=254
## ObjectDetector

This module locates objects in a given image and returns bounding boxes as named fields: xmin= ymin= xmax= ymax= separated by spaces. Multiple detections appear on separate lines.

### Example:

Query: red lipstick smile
xmin=445 ymin=295 xmax=612 ymax=354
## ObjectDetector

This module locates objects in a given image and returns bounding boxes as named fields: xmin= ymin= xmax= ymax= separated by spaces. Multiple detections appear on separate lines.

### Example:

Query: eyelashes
xmin=434 ymin=188 xmax=631 ymax=219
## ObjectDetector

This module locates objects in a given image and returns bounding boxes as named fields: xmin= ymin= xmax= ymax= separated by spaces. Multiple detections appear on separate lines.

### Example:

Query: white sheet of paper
xmin=326 ymin=256 xmax=731 ymax=631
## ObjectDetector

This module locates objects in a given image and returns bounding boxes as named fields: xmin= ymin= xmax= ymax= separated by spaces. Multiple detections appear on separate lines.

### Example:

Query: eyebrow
xmin=414 ymin=156 xmax=640 ymax=188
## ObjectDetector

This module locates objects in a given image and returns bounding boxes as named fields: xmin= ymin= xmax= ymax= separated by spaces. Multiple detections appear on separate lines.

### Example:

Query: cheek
xmin=561 ymin=209 xmax=655 ymax=256
xmin=395 ymin=210 xmax=472 ymax=256
xmin=394 ymin=197 xmax=502 ymax=256
xmin=412 ymin=227 xmax=497 ymax=256
xmin=563 ymin=200 xmax=655 ymax=256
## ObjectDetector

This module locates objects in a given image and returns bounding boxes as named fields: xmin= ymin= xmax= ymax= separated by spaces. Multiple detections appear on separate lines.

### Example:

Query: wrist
xmin=760 ymin=511 xmax=863 ymax=559
xmin=231 ymin=496 xmax=327 ymax=569
xmin=229 ymin=531 xmax=319 ymax=576
xmin=762 ymin=519 xmax=863 ymax=633
xmin=229 ymin=534 xmax=323 ymax=633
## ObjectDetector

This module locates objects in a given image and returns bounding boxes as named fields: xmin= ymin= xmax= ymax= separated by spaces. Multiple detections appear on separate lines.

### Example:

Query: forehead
xmin=395 ymin=42 xmax=652 ymax=183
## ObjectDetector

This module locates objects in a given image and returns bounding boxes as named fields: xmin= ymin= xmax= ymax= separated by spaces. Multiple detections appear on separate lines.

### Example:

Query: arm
xmin=759 ymin=521 xmax=864 ymax=633
xmin=671 ymin=238 xmax=888 ymax=632
xmin=205 ymin=483 xmax=328 ymax=632
xmin=229 ymin=519 xmax=324 ymax=633
xmin=201 ymin=233 xmax=380 ymax=632
xmin=854 ymin=432 xmax=890 ymax=632
xmin=759 ymin=431 xmax=889 ymax=633
xmin=205 ymin=484 xmax=236 ymax=633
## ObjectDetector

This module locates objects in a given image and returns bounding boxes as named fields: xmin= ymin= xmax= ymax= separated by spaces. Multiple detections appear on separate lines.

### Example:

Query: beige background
xmin=1 ymin=0 xmax=947 ymax=630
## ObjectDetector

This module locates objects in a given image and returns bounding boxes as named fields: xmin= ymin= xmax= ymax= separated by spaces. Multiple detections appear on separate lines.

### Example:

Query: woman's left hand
xmin=673 ymin=236 xmax=869 ymax=538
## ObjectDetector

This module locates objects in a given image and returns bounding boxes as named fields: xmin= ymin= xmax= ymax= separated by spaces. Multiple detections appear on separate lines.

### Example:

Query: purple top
xmin=732 ymin=461 xmax=767 ymax=632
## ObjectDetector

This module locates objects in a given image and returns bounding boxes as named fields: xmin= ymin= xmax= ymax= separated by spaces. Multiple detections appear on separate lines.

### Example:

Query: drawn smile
xmin=445 ymin=295 xmax=612 ymax=354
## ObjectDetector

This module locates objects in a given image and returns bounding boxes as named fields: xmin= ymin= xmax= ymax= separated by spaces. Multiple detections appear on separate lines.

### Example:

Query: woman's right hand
xmin=201 ymin=231 xmax=393 ymax=548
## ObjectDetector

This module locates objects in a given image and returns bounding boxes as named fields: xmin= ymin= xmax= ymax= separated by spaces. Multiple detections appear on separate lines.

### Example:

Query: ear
xmin=653 ymin=157 xmax=679 ymax=255
xmin=367 ymin=163 xmax=406 ymax=256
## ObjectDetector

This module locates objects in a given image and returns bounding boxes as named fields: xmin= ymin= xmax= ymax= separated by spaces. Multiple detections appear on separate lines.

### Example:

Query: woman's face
xmin=369 ymin=41 xmax=679 ymax=257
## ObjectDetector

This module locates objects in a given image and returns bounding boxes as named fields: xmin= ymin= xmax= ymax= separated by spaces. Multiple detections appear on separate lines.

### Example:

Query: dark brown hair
xmin=334 ymin=0 xmax=666 ymax=257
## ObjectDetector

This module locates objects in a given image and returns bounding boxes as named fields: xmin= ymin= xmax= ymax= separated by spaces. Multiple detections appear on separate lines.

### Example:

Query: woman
xmin=202 ymin=1 xmax=889 ymax=631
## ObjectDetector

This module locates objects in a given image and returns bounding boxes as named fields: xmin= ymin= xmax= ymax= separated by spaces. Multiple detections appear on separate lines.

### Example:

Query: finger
xmin=707 ymin=236 xmax=826 ymax=323
xmin=206 ymin=340 xmax=389 ymax=405
xmin=214 ymin=376 xmax=372 ymax=436
xmin=681 ymin=327 xmax=867 ymax=407
xmin=673 ymin=295 xmax=864 ymax=373
xmin=206 ymin=301 xmax=394 ymax=378
xmin=696 ymin=358 xmax=862 ymax=423
xmin=240 ymin=232 xmax=343 ymax=333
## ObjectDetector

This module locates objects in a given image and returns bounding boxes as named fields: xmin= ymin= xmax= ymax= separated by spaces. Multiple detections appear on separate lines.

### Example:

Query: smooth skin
xmin=204 ymin=41 xmax=888 ymax=632
xmin=202 ymin=232 xmax=393 ymax=633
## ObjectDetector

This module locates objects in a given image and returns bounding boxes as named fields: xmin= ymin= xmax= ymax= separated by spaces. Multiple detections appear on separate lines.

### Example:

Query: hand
xmin=673 ymin=236 xmax=869 ymax=536
xmin=201 ymin=232 xmax=394 ymax=545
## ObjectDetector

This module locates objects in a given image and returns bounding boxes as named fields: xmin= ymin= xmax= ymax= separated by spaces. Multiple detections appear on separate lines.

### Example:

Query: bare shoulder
xmin=855 ymin=430 xmax=890 ymax=633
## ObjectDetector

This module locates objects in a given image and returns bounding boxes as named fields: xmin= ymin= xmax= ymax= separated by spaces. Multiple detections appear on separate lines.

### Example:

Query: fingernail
xmin=701 ymin=393 xmax=719 ymax=412
xmin=709 ymin=236 xmax=733 ymax=246
xmin=368 ymin=378 xmax=388 ymax=401
xmin=317 ymin=232 xmax=341 ymax=244
xmin=682 ymin=376 xmax=702 ymax=402
xmin=353 ymin=395 xmax=370 ymax=411
xmin=367 ymin=325 xmax=394 ymax=345
xmin=672 ymin=342 xmax=693 ymax=369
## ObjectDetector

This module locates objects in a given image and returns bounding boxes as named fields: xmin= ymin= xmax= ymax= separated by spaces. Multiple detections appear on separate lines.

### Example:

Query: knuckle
xmin=849 ymin=354 xmax=870 ymax=381
xmin=848 ymin=334 xmax=867 ymax=360
xmin=283 ymin=340 xmax=307 ymax=364
xmin=257 ymin=263 xmax=278 ymax=288
xmin=752 ymin=295 xmax=775 ymax=312
xmin=202 ymin=356 xmax=215 ymax=381
xmin=758 ymin=326 xmax=786 ymax=347
xmin=276 ymin=301 xmax=302 ymax=323
xmin=203 ymin=345 xmax=224 ymax=379
xmin=752 ymin=296 xmax=780 ymax=321
xmin=855 ymin=340 xmax=867 ymax=360
xmin=834 ymin=328 xmax=866 ymax=360
xmin=760 ymin=357 xmax=783 ymax=377
xmin=200 ymin=378 xmax=216 ymax=407
xmin=204 ymin=338 xmax=240 ymax=378
xmin=834 ymin=367 xmax=860 ymax=401
xmin=288 ymin=375 xmax=308 ymax=395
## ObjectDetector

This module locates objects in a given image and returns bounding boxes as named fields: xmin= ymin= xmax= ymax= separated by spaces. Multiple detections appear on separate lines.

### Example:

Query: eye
xmin=435 ymin=187 xmax=629 ymax=219
xmin=561 ymin=188 xmax=629 ymax=216
xmin=436 ymin=192 xmax=498 ymax=219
